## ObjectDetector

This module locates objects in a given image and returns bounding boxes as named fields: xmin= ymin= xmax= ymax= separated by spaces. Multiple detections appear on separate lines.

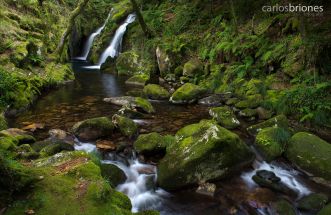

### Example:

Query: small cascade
xmin=75 ymin=10 xmax=113 ymax=61
xmin=103 ymin=153 xmax=169 ymax=213
xmin=241 ymin=160 xmax=311 ymax=197
xmin=85 ymin=14 xmax=136 ymax=69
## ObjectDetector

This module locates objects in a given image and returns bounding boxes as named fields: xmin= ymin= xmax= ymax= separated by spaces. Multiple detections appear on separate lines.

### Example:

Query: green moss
xmin=247 ymin=114 xmax=288 ymax=135
xmin=285 ymin=132 xmax=331 ymax=181
xmin=15 ymin=144 xmax=39 ymax=160
xmin=143 ymin=84 xmax=170 ymax=100
xmin=298 ymin=193 xmax=328 ymax=212
xmin=100 ymin=163 xmax=127 ymax=187
xmin=134 ymin=97 xmax=155 ymax=114
xmin=134 ymin=132 xmax=175 ymax=155
xmin=72 ymin=117 xmax=115 ymax=141
xmin=273 ymin=199 xmax=296 ymax=215
xmin=317 ymin=203 xmax=331 ymax=215
xmin=255 ymin=127 xmax=290 ymax=162
xmin=239 ymin=108 xmax=258 ymax=118
xmin=0 ymin=113 xmax=7 ymax=131
xmin=209 ymin=106 xmax=240 ymax=129
xmin=158 ymin=120 xmax=254 ymax=190
xmin=170 ymin=83 xmax=206 ymax=104
xmin=116 ymin=51 xmax=153 ymax=76
xmin=112 ymin=114 xmax=138 ymax=138
xmin=182 ymin=59 xmax=203 ymax=78
xmin=125 ymin=74 xmax=149 ymax=86
xmin=235 ymin=94 xmax=263 ymax=109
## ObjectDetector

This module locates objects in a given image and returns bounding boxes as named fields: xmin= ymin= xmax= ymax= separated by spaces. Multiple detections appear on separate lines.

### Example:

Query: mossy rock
xmin=112 ymin=114 xmax=138 ymax=138
xmin=234 ymin=94 xmax=263 ymax=109
xmin=285 ymin=132 xmax=331 ymax=181
xmin=170 ymin=83 xmax=206 ymax=104
xmin=209 ymin=106 xmax=240 ymax=129
xmin=273 ymin=199 xmax=296 ymax=215
xmin=157 ymin=120 xmax=254 ymax=190
xmin=0 ymin=136 xmax=18 ymax=151
xmin=239 ymin=108 xmax=258 ymax=118
xmin=72 ymin=117 xmax=115 ymax=141
xmin=100 ymin=163 xmax=127 ymax=187
xmin=125 ymin=74 xmax=149 ymax=86
xmin=116 ymin=51 xmax=153 ymax=76
xmin=143 ymin=84 xmax=170 ymax=100
xmin=255 ymin=127 xmax=291 ymax=162
xmin=39 ymin=141 xmax=75 ymax=158
xmin=317 ymin=203 xmax=331 ymax=215
xmin=32 ymin=151 xmax=90 ymax=168
xmin=134 ymin=97 xmax=155 ymax=114
xmin=15 ymin=144 xmax=39 ymax=160
xmin=183 ymin=59 xmax=203 ymax=78
xmin=134 ymin=132 xmax=175 ymax=155
xmin=225 ymin=98 xmax=239 ymax=106
xmin=0 ymin=128 xmax=36 ymax=145
xmin=247 ymin=115 xmax=289 ymax=135
xmin=298 ymin=193 xmax=328 ymax=212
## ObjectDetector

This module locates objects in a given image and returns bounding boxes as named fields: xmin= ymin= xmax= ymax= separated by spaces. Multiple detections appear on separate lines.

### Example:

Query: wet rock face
xmin=170 ymin=83 xmax=206 ymax=104
xmin=157 ymin=120 xmax=255 ymax=190
xmin=252 ymin=170 xmax=296 ymax=196
xmin=285 ymin=132 xmax=331 ymax=182
xmin=72 ymin=117 xmax=114 ymax=141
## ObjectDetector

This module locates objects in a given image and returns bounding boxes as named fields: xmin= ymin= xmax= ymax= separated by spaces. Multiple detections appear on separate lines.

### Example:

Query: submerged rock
xmin=134 ymin=132 xmax=175 ymax=155
xmin=157 ymin=120 xmax=254 ymax=190
xmin=285 ymin=132 xmax=331 ymax=182
xmin=255 ymin=127 xmax=291 ymax=162
xmin=209 ymin=106 xmax=240 ymax=129
xmin=72 ymin=117 xmax=114 ymax=141
xmin=143 ymin=84 xmax=170 ymax=100
xmin=247 ymin=114 xmax=289 ymax=136
xmin=112 ymin=114 xmax=138 ymax=138
xmin=170 ymin=83 xmax=206 ymax=104
xmin=297 ymin=193 xmax=328 ymax=212
xmin=252 ymin=170 xmax=296 ymax=196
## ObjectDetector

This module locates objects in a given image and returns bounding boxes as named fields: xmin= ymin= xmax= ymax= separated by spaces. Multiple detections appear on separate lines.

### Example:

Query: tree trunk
xmin=130 ymin=0 xmax=152 ymax=38
xmin=55 ymin=0 xmax=90 ymax=57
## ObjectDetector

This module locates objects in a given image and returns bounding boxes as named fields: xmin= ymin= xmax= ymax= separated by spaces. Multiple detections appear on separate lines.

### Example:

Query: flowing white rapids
xmin=85 ymin=14 xmax=136 ymax=69
xmin=241 ymin=160 xmax=311 ymax=198
xmin=103 ymin=154 xmax=169 ymax=213
xmin=75 ymin=10 xmax=113 ymax=61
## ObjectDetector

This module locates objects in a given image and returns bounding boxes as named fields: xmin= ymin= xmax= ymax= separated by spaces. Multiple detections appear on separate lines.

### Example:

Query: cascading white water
xmin=103 ymin=154 xmax=169 ymax=213
xmin=75 ymin=10 xmax=113 ymax=61
xmin=85 ymin=14 xmax=136 ymax=69
xmin=241 ymin=160 xmax=311 ymax=198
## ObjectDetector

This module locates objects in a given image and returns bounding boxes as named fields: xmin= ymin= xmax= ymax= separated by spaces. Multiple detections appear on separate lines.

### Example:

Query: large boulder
xmin=209 ymin=106 xmax=240 ymax=129
xmin=285 ymin=132 xmax=331 ymax=181
xmin=100 ymin=163 xmax=127 ymax=187
xmin=170 ymin=83 xmax=206 ymax=104
xmin=272 ymin=199 xmax=296 ymax=215
xmin=247 ymin=114 xmax=289 ymax=135
xmin=143 ymin=84 xmax=170 ymax=100
xmin=157 ymin=120 xmax=254 ymax=190
xmin=182 ymin=59 xmax=203 ymax=78
xmin=134 ymin=132 xmax=175 ymax=155
xmin=112 ymin=114 xmax=138 ymax=138
xmin=125 ymin=74 xmax=149 ymax=86
xmin=255 ymin=127 xmax=291 ymax=162
xmin=72 ymin=117 xmax=115 ymax=141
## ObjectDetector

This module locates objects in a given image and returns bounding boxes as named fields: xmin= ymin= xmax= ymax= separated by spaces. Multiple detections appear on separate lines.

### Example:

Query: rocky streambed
xmin=4 ymin=61 xmax=331 ymax=215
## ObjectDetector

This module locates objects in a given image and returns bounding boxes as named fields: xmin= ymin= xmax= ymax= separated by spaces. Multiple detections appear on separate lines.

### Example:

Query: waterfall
xmin=85 ymin=13 xmax=136 ymax=69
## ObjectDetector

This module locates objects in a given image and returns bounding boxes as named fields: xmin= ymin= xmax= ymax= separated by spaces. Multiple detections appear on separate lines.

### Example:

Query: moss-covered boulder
xmin=317 ymin=203 xmax=331 ymax=215
xmin=255 ymin=127 xmax=291 ymax=162
xmin=285 ymin=132 xmax=331 ymax=181
xmin=0 ymin=136 xmax=18 ymax=151
xmin=116 ymin=51 xmax=153 ymax=76
xmin=134 ymin=132 xmax=175 ymax=155
xmin=100 ymin=163 xmax=127 ymax=187
xmin=170 ymin=83 xmax=206 ymax=104
xmin=247 ymin=114 xmax=289 ymax=135
xmin=143 ymin=84 xmax=170 ymax=100
xmin=235 ymin=94 xmax=263 ymax=109
xmin=298 ymin=193 xmax=328 ymax=212
xmin=104 ymin=96 xmax=155 ymax=114
xmin=239 ymin=108 xmax=258 ymax=118
xmin=112 ymin=114 xmax=138 ymax=138
xmin=157 ymin=120 xmax=254 ymax=190
xmin=209 ymin=106 xmax=240 ymax=129
xmin=15 ymin=144 xmax=39 ymax=160
xmin=134 ymin=97 xmax=155 ymax=114
xmin=125 ymin=74 xmax=149 ymax=86
xmin=0 ymin=128 xmax=36 ymax=145
xmin=272 ymin=199 xmax=296 ymax=215
xmin=183 ymin=59 xmax=203 ymax=78
xmin=39 ymin=141 xmax=75 ymax=158
xmin=72 ymin=117 xmax=114 ymax=141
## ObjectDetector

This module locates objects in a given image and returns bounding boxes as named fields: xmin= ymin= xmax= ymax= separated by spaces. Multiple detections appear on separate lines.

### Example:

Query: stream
xmin=7 ymin=11 xmax=331 ymax=215
xmin=9 ymin=61 xmax=331 ymax=215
